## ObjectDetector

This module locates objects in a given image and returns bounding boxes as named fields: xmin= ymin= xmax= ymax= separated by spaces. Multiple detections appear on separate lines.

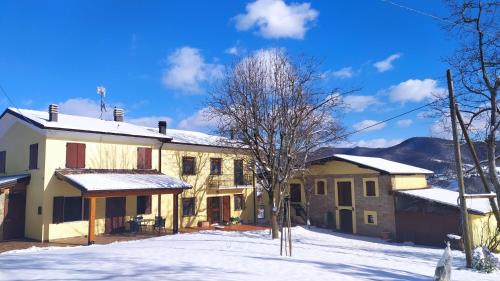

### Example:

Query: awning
xmin=0 ymin=174 xmax=31 ymax=192
xmin=55 ymin=170 xmax=191 ymax=197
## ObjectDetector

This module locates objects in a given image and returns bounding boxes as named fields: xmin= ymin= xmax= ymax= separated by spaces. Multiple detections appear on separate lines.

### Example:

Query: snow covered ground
xmin=0 ymin=227 xmax=498 ymax=281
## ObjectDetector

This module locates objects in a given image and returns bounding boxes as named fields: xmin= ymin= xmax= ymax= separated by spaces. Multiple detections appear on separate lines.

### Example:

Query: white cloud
xmin=352 ymin=120 xmax=386 ymax=132
xmin=354 ymin=138 xmax=403 ymax=148
xmin=57 ymin=98 xmax=114 ymax=120
xmin=234 ymin=0 xmax=318 ymax=39
xmin=396 ymin=119 xmax=413 ymax=128
xmin=177 ymin=107 xmax=218 ymax=132
xmin=331 ymin=67 xmax=354 ymax=79
xmin=162 ymin=47 xmax=224 ymax=93
xmin=343 ymin=95 xmax=380 ymax=112
xmin=373 ymin=53 xmax=402 ymax=72
xmin=383 ymin=79 xmax=446 ymax=103
xmin=128 ymin=116 xmax=173 ymax=127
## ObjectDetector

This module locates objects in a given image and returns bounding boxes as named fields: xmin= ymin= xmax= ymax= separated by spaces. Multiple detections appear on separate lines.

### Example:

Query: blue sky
xmin=0 ymin=0 xmax=456 ymax=147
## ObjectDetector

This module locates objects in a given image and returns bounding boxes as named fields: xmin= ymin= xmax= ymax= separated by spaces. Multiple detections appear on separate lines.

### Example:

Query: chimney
xmin=48 ymin=104 xmax=58 ymax=122
xmin=158 ymin=121 xmax=167 ymax=135
xmin=113 ymin=107 xmax=124 ymax=122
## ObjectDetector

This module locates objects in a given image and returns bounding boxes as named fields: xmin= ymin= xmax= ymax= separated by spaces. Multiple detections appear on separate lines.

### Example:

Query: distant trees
xmin=208 ymin=49 xmax=345 ymax=238
xmin=444 ymin=0 xmax=500 ymax=227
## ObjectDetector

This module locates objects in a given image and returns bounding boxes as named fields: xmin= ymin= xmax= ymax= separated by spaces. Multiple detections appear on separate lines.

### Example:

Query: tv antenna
xmin=97 ymin=86 xmax=107 ymax=119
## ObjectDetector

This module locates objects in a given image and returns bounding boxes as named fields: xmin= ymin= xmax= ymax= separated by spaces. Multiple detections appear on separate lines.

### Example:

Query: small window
xmin=182 ymin=157 xmax=196 ymax=175
xmin=137 ymin=147 xmax=152 ymax=170
xmin=364 ymin=211 xmax=378 ymax=225
xmin=316 ymin=180 xmax=326 ymax=195
xmin=66 ymin=143 xmax=86 ymax=169
xmin=234 ymin=194 xmax=244 ymax=211
xmin=182 ymin=197 xmax=195 ymax=217
xmin=210 ymin=158 xmax=222 ymax=175
xmin=0 ymin=151 xmax=6 ymax=173
xmin=137 ymin=195 xmax=152 ymax=214
xmin=53 ymin=196 xmax=86 ymax=223
xmin=364 ymin=179 xmax=378 ymax=197
xmin=29 ymin=143 xmax=38 ymax=170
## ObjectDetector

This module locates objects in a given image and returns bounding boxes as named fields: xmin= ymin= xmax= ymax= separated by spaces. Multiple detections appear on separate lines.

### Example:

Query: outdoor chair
xmin=153 ymin=216 xmax=166 ymax=233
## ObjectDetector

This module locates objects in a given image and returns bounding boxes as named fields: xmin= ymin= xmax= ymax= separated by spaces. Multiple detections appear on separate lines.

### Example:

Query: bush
xmin=472 ymin=246 xmax=500 ymax=273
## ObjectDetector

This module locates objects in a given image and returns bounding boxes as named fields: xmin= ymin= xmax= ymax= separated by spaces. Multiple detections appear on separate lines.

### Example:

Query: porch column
xmin=157 ymin=194 xmax=162 ymax=217
xmin=87 ymin=197 xmax=96 ymax=245
xmin=173 ymin=192 xmax=179 ymax=234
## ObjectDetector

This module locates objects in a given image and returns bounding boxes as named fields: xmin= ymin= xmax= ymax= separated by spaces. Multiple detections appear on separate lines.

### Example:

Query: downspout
xmin=157 ymin=140 xmax=165 ymax=220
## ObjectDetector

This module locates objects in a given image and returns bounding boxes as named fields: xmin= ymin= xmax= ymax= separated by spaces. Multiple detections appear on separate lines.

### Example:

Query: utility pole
xmin=447 ymin=69 xmax=472 ymax=268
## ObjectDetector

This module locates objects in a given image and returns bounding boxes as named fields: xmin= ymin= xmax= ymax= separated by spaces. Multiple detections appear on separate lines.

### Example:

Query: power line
xmin=339 ymin=95 xmax=449 ymax=139
xmin=380 ymin=0 xmax=455 ymax=25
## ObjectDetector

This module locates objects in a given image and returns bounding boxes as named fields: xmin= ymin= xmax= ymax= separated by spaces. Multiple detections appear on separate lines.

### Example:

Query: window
xmin=137 ymin=195 xmax=152 ymax=214
xmin=29 ymin=143 xmax=38 ymax=170
xmin=182 ymin=157 xmax=196 ymax=175
xmin=363 ymin=178 xmax=379 ymax=197
xmin=0 ymin=151 xmax=5 ymax=173
xmin=137 ymin=147 xmax=152 ymax=169
xmin=182 ymin=197 xmax=195 ymax=217
xmin=364 ymin=211 xmax=378 ymax=225
xmin=210 ymin=158 xmax=222 ymax=175
xmin=316 ymin=180 xmax=326 ymax=195
xmin=66 ymin=143 xmax=86 ymax=169
xmin=234 ymin=194 xmax=244 ymax=210
xmin=53 ymin=196 xmax=88 ymax=223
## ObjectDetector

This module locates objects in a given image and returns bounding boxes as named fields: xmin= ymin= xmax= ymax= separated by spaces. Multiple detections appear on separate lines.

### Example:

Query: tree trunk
xmin=268 ymin=190 xmax=279 ymax=239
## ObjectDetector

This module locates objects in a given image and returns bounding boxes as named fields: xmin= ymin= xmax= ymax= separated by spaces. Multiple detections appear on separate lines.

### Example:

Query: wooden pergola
xmin=55 ymin=170 xmax=192 ymax=245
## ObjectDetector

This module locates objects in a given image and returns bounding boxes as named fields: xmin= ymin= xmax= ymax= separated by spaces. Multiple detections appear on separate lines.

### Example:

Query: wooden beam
xmin=87 ymin=197 xmax=96 ymax=245
xmin=464 ymin=193 xmax=497 ymax=199
xmin=83 ymin=188 xmax=185 ymax=198
xmin=173 ymin=192 xmax=179 ymax=234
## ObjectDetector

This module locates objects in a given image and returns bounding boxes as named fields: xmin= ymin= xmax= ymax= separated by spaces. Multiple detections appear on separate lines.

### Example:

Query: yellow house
xmin=289 ymin=153 xmax=498 ymax=249
xmin=0 ymin=105 xmax=257 ymax=244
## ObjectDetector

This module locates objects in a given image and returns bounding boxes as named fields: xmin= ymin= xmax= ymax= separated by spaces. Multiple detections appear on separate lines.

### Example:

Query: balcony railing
xmin=207 ymin=174 xmax=253 ymax=189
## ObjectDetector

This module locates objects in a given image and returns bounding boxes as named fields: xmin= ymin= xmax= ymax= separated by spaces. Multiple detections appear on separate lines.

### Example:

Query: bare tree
xmin=444 ymin=0 xmax=500 ymax=228
xmin=207 ymin=49 xmax=345 ymax=238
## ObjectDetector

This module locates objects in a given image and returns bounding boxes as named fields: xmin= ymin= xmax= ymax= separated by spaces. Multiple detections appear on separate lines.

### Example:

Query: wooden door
xmin=339 ymin=209 xmax=353 ymax=233
xmin=336 ymin=180 xmax=355 ymax=233
xmin=222 ymin=196 xmax=230 ymax=223
xmin=105 ymin=197 xmax=126 ymax=234
xmin=207 ymin=197 xmax=221 ymax=224
xmin=234 ymin=160 xmax=244 ymax=185
xmin=290 ymin=184 xmax=302 ymax=203
xmin=3 ymin=191 xmax=26 ymax=240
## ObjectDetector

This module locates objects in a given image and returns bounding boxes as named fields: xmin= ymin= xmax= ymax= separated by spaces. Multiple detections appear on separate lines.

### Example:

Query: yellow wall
xmin=308 ymin=160 xmax=378 ymax=175
xmin=0 ymin=121 xmax=46 ymax=241
xmin=161 ymin=144 xmax=255 ymax=228
xmin=469 ymin=213 xmax=499 ymax=251
xmin=391 ymin=175 xmax=428 ymax=190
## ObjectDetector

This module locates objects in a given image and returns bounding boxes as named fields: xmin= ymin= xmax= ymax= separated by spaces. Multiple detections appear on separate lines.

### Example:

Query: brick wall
xmin=305 ymin=173 xmax=397 ymax=239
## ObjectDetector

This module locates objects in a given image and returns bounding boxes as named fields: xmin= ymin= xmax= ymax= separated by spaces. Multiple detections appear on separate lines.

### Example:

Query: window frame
xmin=29 ymin=143 xmax=38 ymax=170
xmin=182 ymin=156 xmax=196 ymax=175
xmin=363 ymin=210 xmax=378 ymax=225
xmin=363 ymin=178 xmax=379 ymax=197
xmin=234 ymin=194 xmax=244 ymax=211
xmin=210 ymin=158 xmax=222 ymax=175
xmin=182 ymin=197 xmax=196 ymax=217
xmin=315 ymin=179 xmax=327 ymax=195
xmin=66 ymin=143 xmax=86 ymax=169
xmin=52 ymin=196 xmax=88 ymax=224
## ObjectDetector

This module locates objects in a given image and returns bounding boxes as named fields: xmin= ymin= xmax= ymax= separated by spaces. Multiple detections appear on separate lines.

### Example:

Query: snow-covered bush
xmin=472 ymin=246 xmax=500 ymax=273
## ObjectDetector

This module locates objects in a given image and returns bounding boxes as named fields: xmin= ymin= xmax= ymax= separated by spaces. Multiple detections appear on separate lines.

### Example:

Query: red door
xmin=222 ymin=196 xmax=230 ymax=223
xmin=207 ymin=197 xmax=221 ymax=224
xmin=105 ymin=197 xmax=126 ymax=234
xmin=3 ymin=191 xmax=26 ymax=240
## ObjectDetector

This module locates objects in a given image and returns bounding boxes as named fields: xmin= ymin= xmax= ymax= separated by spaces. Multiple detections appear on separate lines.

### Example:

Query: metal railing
xmin=207 ymin=174 xmax=253 ymax=189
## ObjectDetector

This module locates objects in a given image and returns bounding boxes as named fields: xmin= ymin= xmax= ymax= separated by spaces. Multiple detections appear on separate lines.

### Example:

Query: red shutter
xmin=77 ymin=143 xmax=86 ymax=168
xmin=66 ymin=143 xmax=77 ymax=168
xmin=137 ymin=148 xmax=145 ymax=169
xmin=53 ymin=197 xmax=64 ymax=223
xmin=29 ymin=143 xmax=38 ymax=170
xmin=145 ymin=148 xmax=152 ymax=170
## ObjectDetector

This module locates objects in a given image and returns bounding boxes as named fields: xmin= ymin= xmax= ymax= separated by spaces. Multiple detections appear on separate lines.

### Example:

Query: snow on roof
xmin=0 ymin=174 xmax=30 ymax=189
xmin=63 ymin=173 xmax=192 ymax=192
xmin=4 ymin=108 xmax=231 ymax=146
xmin=398 ymin=187 xmax=493 ymax=214
xmin=330 ymin=154 xmax=433 ymax=175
